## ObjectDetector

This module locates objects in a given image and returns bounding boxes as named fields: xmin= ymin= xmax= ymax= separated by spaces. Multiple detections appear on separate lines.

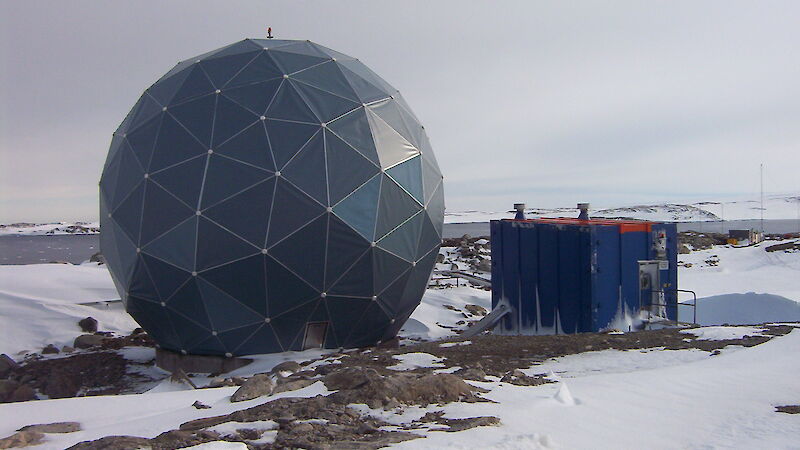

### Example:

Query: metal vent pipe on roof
xmin=577 ymin=203 xmax=590 ymax=220
xmin=514 ymin=203 xmax=526 ymax=220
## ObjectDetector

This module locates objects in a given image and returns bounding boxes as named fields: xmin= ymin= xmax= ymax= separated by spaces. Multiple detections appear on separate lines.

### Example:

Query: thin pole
xmin=760 ymin=164 xmax=764 ymax=234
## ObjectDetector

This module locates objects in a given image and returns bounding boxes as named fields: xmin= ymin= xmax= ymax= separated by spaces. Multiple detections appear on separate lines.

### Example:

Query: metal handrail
xmin=649 ymin=289 xmax=697 ymax=324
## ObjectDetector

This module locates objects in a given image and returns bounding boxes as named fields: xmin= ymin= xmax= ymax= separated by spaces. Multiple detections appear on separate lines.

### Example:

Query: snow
xmin=400 ymin=287 xmax=491 ymax=341
xmin=0 ymin=222 xmax=99 ymax=236
xmin=675 ymin=239 xmax=800 ymax=324
xmin=184 ymin=442 xmax=249 ymax=449
xmin=439 ymin=340 xmax=471 ymax=348
xmin=444 ymin=194 xmax=800 ymax=223
xmin=0 ymin=262 xmax=117 ymax=304
xmin=392 ymin=329 xmax=800 ymax=449
xmin=680 ymin=326 xmax=766 ymax=340
xmin=552 ymin=383 xmax=576 ymax=406
xmin=525 ymin=347 xmax=713 ymax=379
xmin=678 ymin=239 xmax=800 ymax=302
xmin=0 ymin=381 xmax=329 ymax=449
xmin=387 ymin=352 xmax=445 ymax=371
xmin=0 ymin=262 xmax=135 ymax=356
xmin=2 ymin=234 xmax=800 ymax=447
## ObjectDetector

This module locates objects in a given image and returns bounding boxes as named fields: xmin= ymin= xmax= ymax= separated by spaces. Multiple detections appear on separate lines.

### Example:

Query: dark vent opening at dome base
xmin=99 ymin=38 xmax=444 ymax=356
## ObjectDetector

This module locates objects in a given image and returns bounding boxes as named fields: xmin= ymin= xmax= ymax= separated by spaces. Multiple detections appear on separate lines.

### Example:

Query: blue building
xmin=490 ymin=217 xmax=678 ymax=334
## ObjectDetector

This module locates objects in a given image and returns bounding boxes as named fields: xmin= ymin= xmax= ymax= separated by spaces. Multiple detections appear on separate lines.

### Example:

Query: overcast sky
xmin=1 ymin=1 xmax=799 ymax=222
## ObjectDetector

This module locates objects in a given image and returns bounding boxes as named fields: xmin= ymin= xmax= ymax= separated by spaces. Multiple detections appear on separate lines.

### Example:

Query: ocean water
xmin=1 ymin=219 xmax=796 ymax=265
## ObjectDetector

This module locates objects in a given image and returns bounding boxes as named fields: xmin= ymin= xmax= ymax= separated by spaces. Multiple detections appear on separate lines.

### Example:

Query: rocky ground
xmin=1 ymin=318 xmax=795 ymax=449
xmin=2 ymin=234 xmax=798 ymax=448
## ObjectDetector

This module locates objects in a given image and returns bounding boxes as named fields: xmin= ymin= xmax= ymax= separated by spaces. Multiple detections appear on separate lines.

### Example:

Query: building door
xmin=302 ymin=322 xmax=328 ymax=350
xmin=638 ymin=261 xmax=664 ymax=319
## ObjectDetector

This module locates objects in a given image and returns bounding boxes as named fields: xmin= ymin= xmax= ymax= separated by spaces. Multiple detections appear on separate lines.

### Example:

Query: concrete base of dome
xmin=155 ymin=348 xmax=253 ymax=374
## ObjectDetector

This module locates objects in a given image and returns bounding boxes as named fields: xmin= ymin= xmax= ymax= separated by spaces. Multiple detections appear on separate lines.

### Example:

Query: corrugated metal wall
xmin=491 ymin=219 xmax=678 ymax=334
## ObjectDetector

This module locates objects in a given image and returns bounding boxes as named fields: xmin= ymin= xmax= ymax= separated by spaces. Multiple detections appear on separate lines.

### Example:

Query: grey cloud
xmin=2 ymin=1 xmax=799 ymax=221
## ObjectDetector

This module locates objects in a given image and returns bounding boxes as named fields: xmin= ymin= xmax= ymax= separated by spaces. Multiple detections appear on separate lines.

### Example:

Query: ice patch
xmin=434 ymin=366 xmax=462 ymax=374
xmin=439 ymin=340 xmax=472 ymax=348
xmin=183 ymin=442 xmax=249 ymax=449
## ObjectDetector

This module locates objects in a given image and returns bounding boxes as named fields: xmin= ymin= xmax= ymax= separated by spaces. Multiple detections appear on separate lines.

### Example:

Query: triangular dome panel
xmin=325 ymin=130 xmax=381 ymax=205
xmin=196 ymin=217 xmax=260 ymax=271
xmin=201 ymin=154 xmax=271 ymax=209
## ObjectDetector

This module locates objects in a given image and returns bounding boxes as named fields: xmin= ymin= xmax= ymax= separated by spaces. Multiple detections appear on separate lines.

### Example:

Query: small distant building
xmin=728 ymin=229 xmax=763 ymax=246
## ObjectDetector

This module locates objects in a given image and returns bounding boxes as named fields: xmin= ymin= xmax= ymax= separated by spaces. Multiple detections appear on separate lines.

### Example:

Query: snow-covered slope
xmin=678 ymin=239 xmax=800 ymax=302
xmin=445 ymin=193 xmax=800 ymax=223
xmin=0 ymin=263 xmax=135 ymax=355
xmin=395 ymin=329 xmax=800 ymax=449
xmin=1 ymin=243 xmax=799 ymax=448
xmin=0 ymin=222 xmax=99 ymax=236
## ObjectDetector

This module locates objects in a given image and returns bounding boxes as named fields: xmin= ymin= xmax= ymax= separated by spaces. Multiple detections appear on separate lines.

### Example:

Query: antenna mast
xmin=760 ymin=163 xmax=764 ymax=234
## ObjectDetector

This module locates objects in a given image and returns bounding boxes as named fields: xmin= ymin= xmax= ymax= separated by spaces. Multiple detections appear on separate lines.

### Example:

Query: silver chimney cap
xmin=577 ymin=203 xmax=590 ymax=220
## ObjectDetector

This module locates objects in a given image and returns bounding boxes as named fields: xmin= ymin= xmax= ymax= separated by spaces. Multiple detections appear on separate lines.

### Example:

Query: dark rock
xmin=150 ymin=429 xmax=205 ymax=449
xmin=324 ymin=367 xmax=380 ymax=390
xmin=0 ymin=380 xmax=20 ymax=398
xmin=66 ymin=435 xmax=151 ymax=449
xmin=73 ymin=334 xmax=104 ymax=349
xmin=776 ymin=405 xmax=800 ymax=414
xmin=455 ymin=367 xmax=487 ymax=381
xmin=206 ymin=377 xmax=240 ymax=388
xmin=231 ymin=374 xmax=274 ymax=402
xmin=179 ymin=415 xmax=231 ymax=431
xmin=0 ymin=354 xmax=18 ymax=376
xmin=18 ymin=422 xmax=81 ymax=433
xmin=44 ymin=371 xmax=80 ymax=399
xmin=78 ymin=317 xmax=98 ymax=333
xmin=41 ymin=344 xmax=60 ymax=355
xmin=290 ymin=422 xmax=314 ymax=434
xmin=272 ymin=378 xmax=316 ymax=394
xmin=377 ymin=337 xmax=401 ymax=349
xmin=9 ymin=385 xmax=36 ymax=403
xmin=192 ymin=400 xmax=211 ymax=409
xmin=421 ymin=413 xmax=500 ymax=432
xmin=169 ymin=368 xmax=197 ymax=389
xmin=270 ymin=361 xmax=302 ymax=376
xmin=88 ymin=252 xmax=105 ymax=264
xmin=500 ymin=369 xmax=552 ymax=386
xmin=130 ymin=328 xmax=144 ymax=335
xmin=357 ymin=423 xmax=378 ymax=434
xmin=472 ymin=259 xmax=491 ymax=272
xmin=329 ymin=370 xmax=481 ymax=409
xmin=61 ymin=346 xmax=74 ymax=353
xmin=0 ymin=430 xmax=45 ymax=448
xmin=464 ymin=304 xmax=488 ymax=316
xmin=180 ymin=395 xmax=421 ymax=448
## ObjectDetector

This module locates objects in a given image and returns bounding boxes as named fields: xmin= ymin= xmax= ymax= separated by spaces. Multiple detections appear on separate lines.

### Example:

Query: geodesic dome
xmin=99 ymin=39 xmax=444 ymax=356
